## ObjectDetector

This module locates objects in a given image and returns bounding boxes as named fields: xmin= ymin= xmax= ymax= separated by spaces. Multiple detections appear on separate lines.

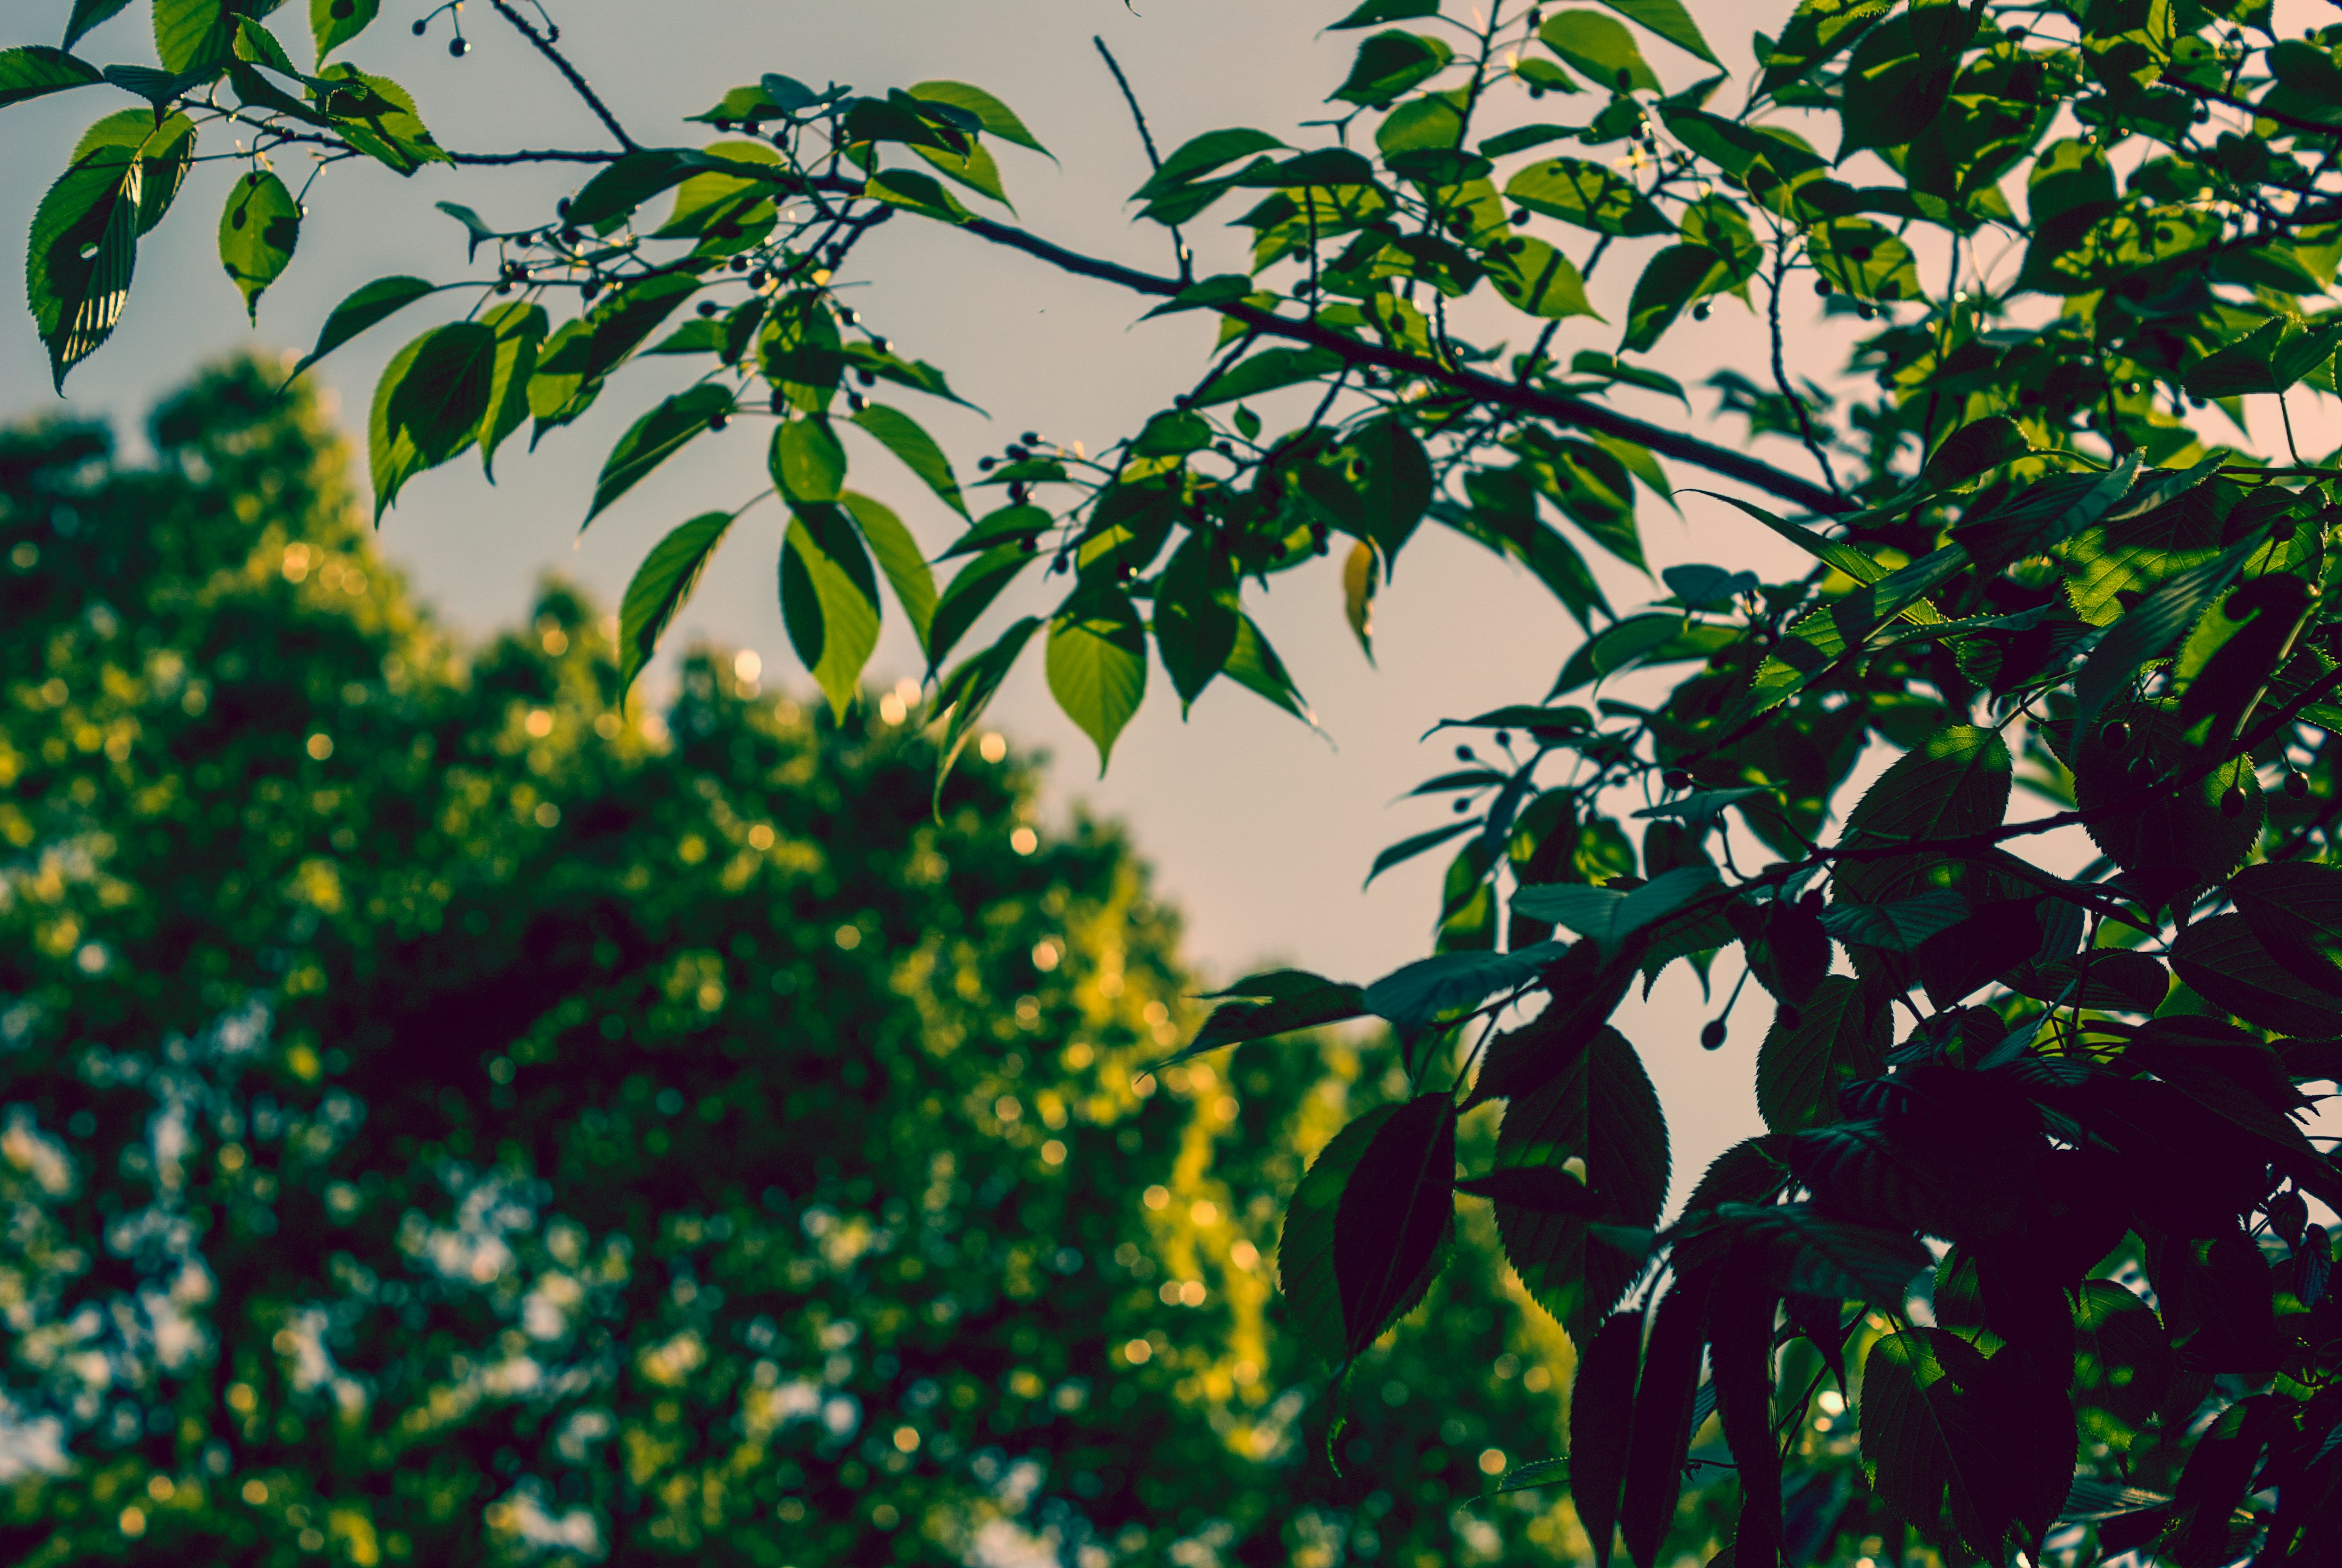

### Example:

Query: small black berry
xmin=697 ymin=301 xmax=720 ymax=318
xmin=976 ymin=456 xmax=995 ymax=471
xmin=449 ymin=37 xmax=469 ymax=57
xmin=1700 ymin=1020 xmax=1726 ymax=1050
xmin=2221 ymin=784 xmax=2247 ymax=818
xmin=1455 ymin=745 xmax=1475 ymax=762
xmin=411 ymin=19 xmax=426 ymax=35
xmin=1662 ymin=768 xmax=1691 ymax=791
xmin=2101 ymin=720 xmax=2129 ymax=751
xmin=1494 ymin=731 xmax=1512 ymax=748
xmin=2286 ymin=770 xmax=2310 ymax=800
xmin=1691 ymin=301 xmax=1710 ymax=321
xmin=1813 ymin=278 xmax=1831 ymax=296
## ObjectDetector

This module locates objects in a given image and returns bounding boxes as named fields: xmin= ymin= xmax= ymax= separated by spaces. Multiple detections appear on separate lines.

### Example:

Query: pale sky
xmin=16 ymin=1 xmax=2315 ymax=1198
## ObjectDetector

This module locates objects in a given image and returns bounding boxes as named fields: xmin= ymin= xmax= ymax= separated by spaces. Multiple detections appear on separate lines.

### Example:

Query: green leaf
xmin=216 ymin=168 xmax=298 ymax=321
xmin=1595 ymin=0 xmax=1719 ymax=65
xmin=27 ymin=119 xmax=145 ymax=390
xmin=1194 ymin=346 xmax=1344 ymax=406
xmin=1617 ymin=1267 xmax=1714 ymax=1568
xmin=863 ymin=167 xmax=973 ymax=224
xmin=1716 ymin=1201 xmax=1929 ymax=1303
xmin=1620 ymin=243 xmax=1725 ymax=354
xmin=2171 ymin=913 xmax=2342 ymax=1037
xmin=586 ymin=385 xmax=734 ymax=526
xmin=476 ymin=300 xmax=546 ymax=481
xmin=1511 ymin=865 xmax=1720 ymax=953
xmin=0 ymin=46 xmax=102 ymax=109
xmin=850 ymin=404 xmax=968 ymax=518
xmin=1046 ymin=587 xmax=1148 ymax=773
xmin=154 ymin=0 xmax=237 ymax=76
xmin=1486 ymin=236 xmax=1600 ymax=319
xmin=1569 ymin=1310 xmax=1643 ymax=1561
xmin=773 ymin=417 xmax=848 ymax=504
xmin=285 ymin=274 xmax=437 ymax=385
xmin=1539 ymin=12 xmax=1659 ymax=94
xmin=928 ymin=542 xmax=1033 ymax=673
xmin=1755 ymin=976 xmax=1887 ymax=1133
xmin=782 ymin=505 xmax=883 ymax=720
xmin=1835 ymin=725 xmax=2010 ymax=909
xmin=313 ymin=64 xmax=445 ymax=174
xmin=1331 ymin=0 xmax=1440 ymax=27
xmin=310 ymin=0 xmax=380 ymax=60
xmin=1858 ymin=1328 xmax=1998 ymax=1553
xmin=617 ymin=510 xmax=736 ymax=696
xmin=1322 ymin=418 xmax=1435 ymax=563
xmin=1818 ymin=890 xmax=1971 ymax=953
xmin=1134 ymin=128 xmax=1289 ymax=201
xmin=1760 ymin=0 xmax=1890 ymax=95
xmin=1363 ymin=943 xmax=1568 ymax=1036
xmin=1838 ymin=2 xmax=1978 ymax=157
xmin=911 ymin=139 xmax=1012 ymax=209
xmin=1225 ymin=614 xmax=1316 ymax=728
xmin=371 ymin=321 xmax=496 ymax=519
xmin=568 ymin=149 xmax=709 ymax=227
xmin=906 ymin=79 xmax=1050 ymax=157
xmin=931 ymin=615 xmax=1043 ymax=809
xmin=840 ymin=491 xmax=936 ymax=655
xmin=1924 ymin=415 xmax=2027 ymax=486
xmin=1276 ymin=1103 xmax=1397 ymax=1367
xmin=1551 ymin=612 xmax=1685 ymax=695
xmin=1176 ymin=970 xmax=1368 ymax=1064
xmin=1504 ymin=157 xmax=1673 ymax=237
xmin=2070 ymin=536 xmax=2258 ymax=736
xmin=1153 ymin=533 xmax=1239 ymax=711
xmin=1331 ymin=30 xmax=1455 ymax=107
xmin=64 ymin=0 xmax=135 ymax=52
xmin=1328 ymin=1095 xmax=1456 ymax=1361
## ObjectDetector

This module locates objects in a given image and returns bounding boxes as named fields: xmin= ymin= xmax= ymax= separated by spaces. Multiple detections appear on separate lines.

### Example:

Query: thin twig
xmin=1769 ymin=244 xmax=1844 ymax=499
xmin=1093 ymin=37 xmax=1191 ymax=285
xmin=485 ymin=0 xmax=638 ymax=151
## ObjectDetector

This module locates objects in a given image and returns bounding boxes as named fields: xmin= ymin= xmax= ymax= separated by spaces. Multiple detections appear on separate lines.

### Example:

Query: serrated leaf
xmin=1046 ymin=587 xmax=1148 ymax=773
xmin=64 ymin=0 xmax=136 ymax=52
xmin=1331 ymin=30 xmax=1455 ymax=107
xmin=617 ymin=510 xmax=735 ymax=695
xmin=477 ymin=300 xmax=546 ymax=481
xmin=1331 ymin=1095 xmax=1457 ymax=1358
xmin=371 ymin=321 xmax=495 ymax=518
xmin=1505 ymin=157 xmax=1674 ymax=237
xmin=1596 ymin=0 xmax=1719 ymax=65
xmin=1818 ymin=890 xmax=1970 ymax=952
xmin=1364 ymin=943 xmax=1568 ymax=1036
xmin=1172 ymin=971 xmax=1367 ymax=1067
xmin=27 ymin=117 xmax=145 ymax=389
xmin=1511 ymin=865 xmax=1719 ymax=953
xmin=1755 ymin=977 xmax=1888 ymax=1133
xmin=0 ymin=46 xmax=103 ymax=110
xmin=1540 ymin=11 xmax=1658 ymax=93
xmin=906 ymin=79 xmax=1050 ymax=157
xmin=1486 ymin=235 xmax=1600 ymax=319
xmin=773 ymin=416 xmax=848 ymax=504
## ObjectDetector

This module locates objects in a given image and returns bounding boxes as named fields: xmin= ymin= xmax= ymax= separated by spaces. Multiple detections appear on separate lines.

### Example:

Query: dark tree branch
xmin=485 ymin=0 xmax=638 ymax=151
xmin=949 ymin=214 xmax=1856 ymax=515
xmin=1092 ymin=37 xmax=1191 ymax=286
xmin=2169 ymin=76 xmax=2342 ymax=143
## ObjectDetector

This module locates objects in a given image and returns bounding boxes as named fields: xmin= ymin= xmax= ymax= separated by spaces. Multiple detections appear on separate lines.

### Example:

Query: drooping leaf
xmin=26 ymin=118 xmax=145 ymax=389
xmin=781 ymin=504 xmax=883 ymax=719
xmin=1175 ymin=971 xmax=1368 ymax=1065
xmin=1364 ymin=943 xmax=1569 ymax=1038
xmin=1540 ymin=11 xmax=1660 ymax=93
xmin=1486 ymin=235 xmax=1601 ymax=319
xmin=1330 ymin=1095 xmax=1458 ymax=1358
xmin=586 ymin=385 xmax=734 ymax=526
xmin=1617 ymin=1265 xmax=1717 ymax=1568
xmin=927 ymin=542 xmax=1034 ymax=674
xmin=851 ymin=403 xmax=969 ymax=518
xmin=1569 ymin=1309 xmax=1644 ymax=1567
xmin=285 ymin=274 xmax=438 ymax=385
xmin=1511 ymin=866 xmax=1720 ymax=953
xmin=773 ymin=416 xmax=849 ymax=504
xmin=833 ymin=491 xmax=936 ymax=655
xmin=1595 ymin=0 xmax=1720 ymax=65
xmin=216 ymin=168 xmax=298 ymax=322
xmin=1046 ymin=586 xmax=1148 ymax=773
xmin=931 ymin=615 xmax=1043 ymax=809
xmin=476 ymin=300 xmax=546 ymax=481
xmin=617 ymin=510 xmax=736 ymax=696
xmin=370 ymin=321 xmax=496 ymax=518
xmin=64 ymin=1 xmax=137 ymax=52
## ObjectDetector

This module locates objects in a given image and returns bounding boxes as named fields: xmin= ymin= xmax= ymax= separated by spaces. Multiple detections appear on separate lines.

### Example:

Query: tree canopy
xmin=16 ymin=0 xmax=2342 ymax=1563
xmin=1 ymin=362 xmax=1595 ymax=1566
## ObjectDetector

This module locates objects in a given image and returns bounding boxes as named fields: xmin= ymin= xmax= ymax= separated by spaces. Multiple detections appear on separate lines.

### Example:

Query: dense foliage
xmin=0 ymin=367 xmax=1580 ymax=1567
xmin=24 ymin=0 xmax=2342 ymax=1563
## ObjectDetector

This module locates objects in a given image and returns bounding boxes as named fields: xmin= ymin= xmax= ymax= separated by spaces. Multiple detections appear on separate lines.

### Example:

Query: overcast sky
xmin=15 ymin=1 xmax=2324 ymax=1198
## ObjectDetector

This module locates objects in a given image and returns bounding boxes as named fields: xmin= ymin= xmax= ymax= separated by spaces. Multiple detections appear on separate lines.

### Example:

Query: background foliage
xmin=0 ymin=366 xmax=1580 ymax=1567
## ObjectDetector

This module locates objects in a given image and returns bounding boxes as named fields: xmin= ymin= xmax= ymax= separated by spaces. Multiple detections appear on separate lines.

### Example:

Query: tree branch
xmin=485 ymin=0 xmax=637 ymax=151
xmin=948 ymin=214 xmax=1855 ymax=515
xmin=1092 ymin=37 xmax=1189 ymax=286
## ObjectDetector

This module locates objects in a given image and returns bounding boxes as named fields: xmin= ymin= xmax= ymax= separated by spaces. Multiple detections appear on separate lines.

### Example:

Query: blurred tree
xmin=0 ymin=362 xmax=1575 ymax=1567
